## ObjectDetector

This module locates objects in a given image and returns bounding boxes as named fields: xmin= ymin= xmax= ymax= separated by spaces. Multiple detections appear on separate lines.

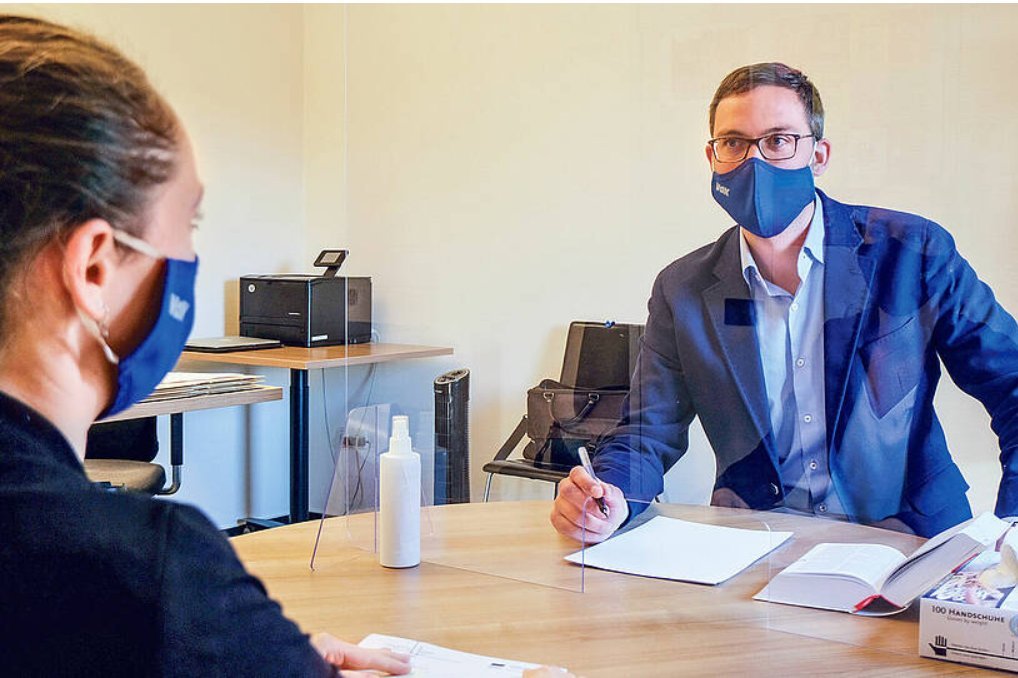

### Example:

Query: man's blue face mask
xmin=90 ymin=230 xmax=198 ymax=418
xmin=711 ymin=157 xmax=815 ymax=239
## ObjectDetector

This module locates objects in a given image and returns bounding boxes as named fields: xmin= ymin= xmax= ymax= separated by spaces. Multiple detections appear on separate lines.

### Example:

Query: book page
xmin=898 ymin=512 xmax=1007 ymax=568
xmin=881 ymin=512 xmax=1009 ymax=605
xmin=359 ymin=634 xmax=539 ymax=677
xmin=782 ymin=542 xmax=904 ymax=589
xmin=564 ymin=516 xmax=792 ymax=585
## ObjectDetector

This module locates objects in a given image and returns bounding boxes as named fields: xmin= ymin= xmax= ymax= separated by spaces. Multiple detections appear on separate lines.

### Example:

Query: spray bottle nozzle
xmin=388 ymin=415 xmax=413 ymax=456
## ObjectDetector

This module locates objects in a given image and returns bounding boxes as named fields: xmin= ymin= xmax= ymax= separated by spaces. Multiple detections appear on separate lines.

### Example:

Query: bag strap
xmin=492 ymin=416 xmax=529 ymax=461
xmin=545 ymin=391 xmax=600 ymax=430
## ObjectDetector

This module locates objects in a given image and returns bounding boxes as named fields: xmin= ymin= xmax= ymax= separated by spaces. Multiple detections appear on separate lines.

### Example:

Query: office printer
xmin=240 ymin=249 xmax=372 ymax=347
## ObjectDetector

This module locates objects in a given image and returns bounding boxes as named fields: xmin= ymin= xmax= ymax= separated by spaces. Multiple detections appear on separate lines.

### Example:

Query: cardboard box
xmin=920 ymin=550 xmax=1018 ymax=672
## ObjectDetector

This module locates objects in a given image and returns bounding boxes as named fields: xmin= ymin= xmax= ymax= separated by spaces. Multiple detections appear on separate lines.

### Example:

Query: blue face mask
xmin=711 ymin=157 xmax=815 ymax=238
xmin=95 ymin=231 xmax=198 ymax=418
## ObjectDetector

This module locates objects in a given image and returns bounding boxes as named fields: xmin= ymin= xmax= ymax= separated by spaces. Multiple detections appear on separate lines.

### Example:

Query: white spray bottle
xmin=379 ymin=415 xmax=421 ymax=568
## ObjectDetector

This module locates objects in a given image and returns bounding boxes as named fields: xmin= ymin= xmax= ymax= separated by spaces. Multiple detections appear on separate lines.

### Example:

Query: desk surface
xmin=102 ymin=385 xmax=283 ymax=423
xmin=181 ymin=343 xmax=454 ymax=371
xmin=231 ymin=501 xmax=988 ymax=676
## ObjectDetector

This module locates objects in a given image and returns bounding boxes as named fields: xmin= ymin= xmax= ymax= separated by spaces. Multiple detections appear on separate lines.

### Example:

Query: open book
xmin=754 ymin=512 xmax=1010 ymax=615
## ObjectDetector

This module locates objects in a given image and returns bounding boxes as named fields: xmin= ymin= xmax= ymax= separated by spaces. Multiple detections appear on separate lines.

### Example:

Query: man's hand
xmin=550 ymin=466 xmax=628 ymax=543
xmin=310 ymin=632 xmax=411 ymax=675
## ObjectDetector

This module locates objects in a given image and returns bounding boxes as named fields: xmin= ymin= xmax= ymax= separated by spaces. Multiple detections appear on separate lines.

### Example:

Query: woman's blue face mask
xmin=92 ymin=230 xmax=198 ymax=418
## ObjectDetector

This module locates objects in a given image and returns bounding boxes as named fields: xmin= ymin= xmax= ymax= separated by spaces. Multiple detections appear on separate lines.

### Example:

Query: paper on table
xmin=565 ymin=515 xmax=793 ymax=585
xmin=140 ymin=372 xmax=264 ymax=401
xmin=358 ymin=634 xmax=540 ymax=677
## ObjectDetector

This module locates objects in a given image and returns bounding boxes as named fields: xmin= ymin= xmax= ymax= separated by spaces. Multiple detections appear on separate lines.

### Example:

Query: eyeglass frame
xmin=708 ymin=133 xmax=816 ymax=163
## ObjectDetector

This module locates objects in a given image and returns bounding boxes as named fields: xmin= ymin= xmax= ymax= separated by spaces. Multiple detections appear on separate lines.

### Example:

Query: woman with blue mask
xmin=0 ymin=16 xmax=412 ymax=677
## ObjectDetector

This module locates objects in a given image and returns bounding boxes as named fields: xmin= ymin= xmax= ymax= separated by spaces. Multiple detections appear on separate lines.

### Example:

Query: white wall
xmin=334 ymin=5 xmax=1018 ymax=513
xmin=8 ymin=4 xmax=309 ymax=526
xmin=8 ymin=5 xmax=1016 ymax=526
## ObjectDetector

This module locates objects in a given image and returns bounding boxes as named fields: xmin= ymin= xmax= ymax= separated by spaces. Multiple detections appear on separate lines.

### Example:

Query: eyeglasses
xmin=708 ymin=133 xmax=814 ymax=163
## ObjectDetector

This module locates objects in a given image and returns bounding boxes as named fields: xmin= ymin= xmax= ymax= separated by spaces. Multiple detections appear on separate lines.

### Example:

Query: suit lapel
xmin=702 ymin=229 xmax=774 ymax=462
xmin=820 ymin=191 xmax=876 ymax=450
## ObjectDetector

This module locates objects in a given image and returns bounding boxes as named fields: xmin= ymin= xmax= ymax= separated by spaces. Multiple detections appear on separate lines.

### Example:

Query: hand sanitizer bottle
xmin=379 ymin=415 xmax=421 ymax=568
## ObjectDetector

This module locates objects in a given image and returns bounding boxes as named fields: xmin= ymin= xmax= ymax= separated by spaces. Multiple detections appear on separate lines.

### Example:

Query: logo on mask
xmin=714 ymin=181 xmax=730 ymax=197
xmin=169 ymin=294 xmax=190 ymax=322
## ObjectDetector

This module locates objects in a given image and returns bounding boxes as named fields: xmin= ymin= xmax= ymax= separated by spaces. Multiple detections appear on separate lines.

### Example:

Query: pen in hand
xmin=577 ymin=446 xmax=610 ymax=520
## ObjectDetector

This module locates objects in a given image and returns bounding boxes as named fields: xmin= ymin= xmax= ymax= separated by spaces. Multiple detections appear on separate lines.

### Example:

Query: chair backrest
xmin=559 ymin=321 xmax=644 ymax=389
xmin=85 ymin=418 xmax=159 ymax=462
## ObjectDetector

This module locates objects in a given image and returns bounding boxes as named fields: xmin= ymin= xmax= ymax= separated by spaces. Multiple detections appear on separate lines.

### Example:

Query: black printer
xmin=239 ymin=249 xmax=372 ymax=347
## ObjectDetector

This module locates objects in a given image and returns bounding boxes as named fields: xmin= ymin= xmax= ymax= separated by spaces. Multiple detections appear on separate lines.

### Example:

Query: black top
xmin=0 ymin=392 xmax=336 ymax=677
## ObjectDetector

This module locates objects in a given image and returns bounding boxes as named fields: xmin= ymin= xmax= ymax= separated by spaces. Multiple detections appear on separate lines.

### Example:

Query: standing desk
xmin=101 ymin=384 xmax=283 ymax=493
xmin=180 ymin=343 xmax=454 ymax=523
xmin=232 ymin=501 xmax=988 ymax=677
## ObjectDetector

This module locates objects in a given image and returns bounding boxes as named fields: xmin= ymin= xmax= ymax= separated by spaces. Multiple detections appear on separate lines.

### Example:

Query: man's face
xmin=706 ymin=85 xmax=829 ymax=176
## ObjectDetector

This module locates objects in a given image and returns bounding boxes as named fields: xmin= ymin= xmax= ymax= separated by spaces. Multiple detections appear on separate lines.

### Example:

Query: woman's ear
xmin=60 ymin=219 xmax=118 ymax=323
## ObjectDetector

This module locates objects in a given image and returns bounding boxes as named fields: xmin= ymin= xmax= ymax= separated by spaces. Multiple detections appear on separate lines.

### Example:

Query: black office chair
xmin=483 ymin=321 xmax=644 ymax=500
xmin=84 ymin=417 xmax=181 ymax=495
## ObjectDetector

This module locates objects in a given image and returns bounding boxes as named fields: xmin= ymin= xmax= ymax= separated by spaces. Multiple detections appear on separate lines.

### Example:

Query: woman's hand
xmin=310 ymin=632 xmax=412 ymax=675
xmin=523 ymin=666 xmax=582 ymax=678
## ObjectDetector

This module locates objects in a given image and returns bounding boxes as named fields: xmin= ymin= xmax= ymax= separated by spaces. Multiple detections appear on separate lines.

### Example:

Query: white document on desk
xmin=564 ymin=515 xmax=793 ymax=585
xmin=359 ymin=634 xmax=540 ymax=677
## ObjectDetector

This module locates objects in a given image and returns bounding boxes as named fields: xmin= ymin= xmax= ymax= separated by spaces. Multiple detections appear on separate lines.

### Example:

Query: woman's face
xmin=105 ymin=130 xmax=202 ymax=356
xmin=143 ymin=131 xmax=202 ymax=262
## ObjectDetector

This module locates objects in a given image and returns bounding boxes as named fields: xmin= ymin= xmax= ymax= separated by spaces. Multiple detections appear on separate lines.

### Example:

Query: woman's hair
xmin=0 ymin=15 xmax=179 ymax=329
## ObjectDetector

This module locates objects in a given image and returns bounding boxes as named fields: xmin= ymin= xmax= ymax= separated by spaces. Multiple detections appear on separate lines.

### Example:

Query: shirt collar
xmin=740 ymin=193 xmax=825 ymax=286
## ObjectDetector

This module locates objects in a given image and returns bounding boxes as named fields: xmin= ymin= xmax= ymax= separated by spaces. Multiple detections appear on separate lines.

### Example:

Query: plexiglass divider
xmin=755 ymin=509 xmax=934 ymax=658
xmin=577 ymin=498 xmax=780 ymax=633
xmin=312 ymin=401 xmax=586 ymax=592
xmin=305 ymin=338 xmax=932 ymax=662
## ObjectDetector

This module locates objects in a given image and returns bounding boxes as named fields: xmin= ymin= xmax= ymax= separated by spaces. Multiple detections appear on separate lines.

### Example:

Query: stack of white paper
xmin=140 ymin=372 xmax=265 ymax=402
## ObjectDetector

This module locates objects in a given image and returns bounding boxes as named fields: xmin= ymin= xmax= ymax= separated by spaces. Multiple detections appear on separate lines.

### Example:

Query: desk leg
xmin=290 ymin=368 xmax=310 ymax=523
xmin=159 ymin=413 xmax=184 ymax=495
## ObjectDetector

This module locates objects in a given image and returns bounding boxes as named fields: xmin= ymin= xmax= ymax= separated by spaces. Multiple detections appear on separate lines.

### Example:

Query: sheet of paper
xmin=359 ymin=634 xmax=540 ymax=677
xmin=564 ymin=515 xmax=792 ymax=585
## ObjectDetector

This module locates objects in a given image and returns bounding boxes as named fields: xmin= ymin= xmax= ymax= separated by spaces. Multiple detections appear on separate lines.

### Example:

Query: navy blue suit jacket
xmin=594 ymin=191 xmax=1018 ymax=537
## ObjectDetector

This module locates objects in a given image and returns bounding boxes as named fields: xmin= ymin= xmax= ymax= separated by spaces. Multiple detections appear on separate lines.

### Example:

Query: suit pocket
xmin=859 ymin=316 xmax=924 ymax=418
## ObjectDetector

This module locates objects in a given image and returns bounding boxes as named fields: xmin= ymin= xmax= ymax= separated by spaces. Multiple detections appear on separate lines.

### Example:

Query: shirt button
xmin=796 ymin=358 xmax=805 ymax=368
xmin=809 ymin=460 xmax=818 ymax=471
xmin=817 ymin=503 xmax=828 ymax=514
xmin=803 ymin=414 xmax=813 ymax=423
xmin=790 ymin=302 xmax=800 ymax=312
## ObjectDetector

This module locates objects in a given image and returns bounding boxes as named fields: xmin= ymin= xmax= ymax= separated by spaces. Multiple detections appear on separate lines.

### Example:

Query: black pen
xmin=578 ymin=446 xmax=610 ymax=519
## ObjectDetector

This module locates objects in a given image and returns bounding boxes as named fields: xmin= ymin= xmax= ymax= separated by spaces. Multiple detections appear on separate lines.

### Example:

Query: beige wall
xmin=6 ymin=5 xmax=1016 ymax=525
xmin=334 ymin=4 xmax=1018 ymax=512
xmin=6 ymin=4 xmax=309 ymax=525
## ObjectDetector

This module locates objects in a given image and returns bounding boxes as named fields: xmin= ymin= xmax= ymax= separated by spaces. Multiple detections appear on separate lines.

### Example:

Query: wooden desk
xmin=96 ymin=385 xmax=283 ymax=494
xmin=181 ymin=343 xmax=453 ymax=522
xmin=232 ymin=502 xmax=989 ymax=676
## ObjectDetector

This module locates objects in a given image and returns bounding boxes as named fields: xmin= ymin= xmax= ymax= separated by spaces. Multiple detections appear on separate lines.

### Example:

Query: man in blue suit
xmin=550 ymin=62 xmax=1018 ymax=541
